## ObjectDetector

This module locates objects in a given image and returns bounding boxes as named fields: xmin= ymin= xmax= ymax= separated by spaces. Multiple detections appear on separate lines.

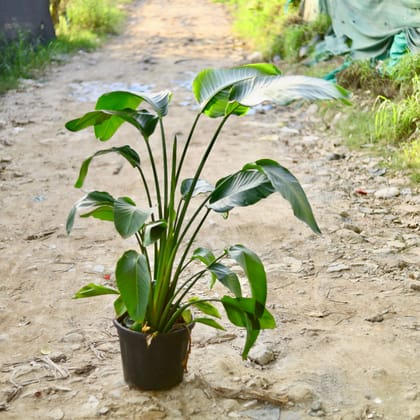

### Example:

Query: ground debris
xmin=195 ymin=375 xmax=288 ymax=406
xmin=25 ymin=227 xmax=58 ymax=241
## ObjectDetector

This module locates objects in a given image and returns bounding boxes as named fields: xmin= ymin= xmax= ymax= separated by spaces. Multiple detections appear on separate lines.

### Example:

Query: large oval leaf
xmin=74 ymin=283 xmax=119 ymax=299
xmin=193 ymin=64 xmax=281 ymax=117
xmin=116 ymin=250 xmax=151 ymax=323
xmin=208 ymin=262 xmax=242 ymax=297
xmin=227 ymin=244 xmax=267 ymax=309
xmin=181 ymin=178 xmax=214 ymax=198
xmin=230 ymin=75 xmax=351 ymax=106
xmin=75 ymin=145 xmax=140 ymax=188
xmin=246 ymin=159 xmax=321 ymax=234
xmin=208 ymin=170 xmax=274 ymax=213
xmin=94 ymin=109 xmax=159 ymax=141
xmin=66 ymin=191 xmax=115 ymax=234
xmin=95 ymin=90 xmax=172 ymax=117
xmin=113 ymin=197 xmax=151 ymax=238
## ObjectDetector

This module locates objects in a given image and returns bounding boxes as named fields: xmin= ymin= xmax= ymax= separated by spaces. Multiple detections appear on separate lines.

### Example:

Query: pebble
xmin=248 ymin=344 xmax=275 ymax=365
xmin=93 ymin=264 xmax=105 ymax=273
xmin=374 ymin=187 xmax=400 ymax=199
xmin=98 ymin=406 xmax=110 ymax=415
xmin=48 ymin=408 xmax=64 ymax=420
xmin=247 ymin=51 xmax=264 ymax=63
xmin=241 ymin=406 xmax=280 ymax=420
xmin=327 ymin=262 xmax=350 ymax=273
xmin=327 ymin=152 xmax=346 ymax=161
xmin=62 ymin=332 xmax=84 ymax=343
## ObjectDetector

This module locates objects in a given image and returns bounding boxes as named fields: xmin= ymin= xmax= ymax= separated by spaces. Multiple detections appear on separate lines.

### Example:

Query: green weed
xmin=0 ymin=0 xmax=130 ymax=93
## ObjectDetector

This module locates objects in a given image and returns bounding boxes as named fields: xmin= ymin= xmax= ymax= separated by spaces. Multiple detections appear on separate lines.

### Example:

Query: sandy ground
xmin=0 ymin=1 xmax=419 ymax=419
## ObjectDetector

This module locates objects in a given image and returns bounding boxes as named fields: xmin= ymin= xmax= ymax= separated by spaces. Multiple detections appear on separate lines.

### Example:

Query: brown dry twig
xmin=196 ymin=375 xmax=289 ymax=406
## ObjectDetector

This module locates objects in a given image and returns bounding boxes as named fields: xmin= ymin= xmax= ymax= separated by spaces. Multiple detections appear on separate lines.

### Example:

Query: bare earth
xmin=0 ymin=1 xmax=419 ymax=419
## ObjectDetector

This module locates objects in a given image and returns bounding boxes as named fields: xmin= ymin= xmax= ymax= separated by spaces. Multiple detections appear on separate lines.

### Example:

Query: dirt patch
xmin=0 ymin=1 xmax=419 ymax=419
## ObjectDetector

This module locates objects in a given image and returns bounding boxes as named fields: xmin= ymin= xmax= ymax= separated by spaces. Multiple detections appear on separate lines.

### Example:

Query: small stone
xmin=247 ymin=51 xmax=264 ymax=63
xmin=248 ymin=344 xmax=275 ymax=365
xmin=47 ymin=408 xmax=64 ymax=420
xmin=109 ymin=389 xmax=122 ymax=399
xmin=241 ymin=406 xmax=281 ymax=420
xmin=327 ymin=262 xmax=350 ymax=273
xmin=311 ymin=401 xmax=322 ymax=411
xmin=98 ymin=406 xmax=110 ymax=415
xmin=374 ymin=187 xmax=400 ymax=199
xmin=327 ymin=152 xmax=345 ymax=161
xmin=410 ymin=283 xmax=420 ymax=291
xmin=343 ymin=224 xmax=362 ymax=234
xmin=62 ymin=332 xmax=84 ymax=343
xmin=93 ymin=265 xmax=105 ymax=273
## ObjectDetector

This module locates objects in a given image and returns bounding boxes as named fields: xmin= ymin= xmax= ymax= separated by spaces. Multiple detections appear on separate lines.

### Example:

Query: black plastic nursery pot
xmin=113 ymin=318 xmax=194 ymax=390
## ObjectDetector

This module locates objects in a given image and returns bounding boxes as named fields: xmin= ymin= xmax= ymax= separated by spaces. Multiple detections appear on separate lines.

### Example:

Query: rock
xmin=247 ymin=51 xmax=264 ymax=63
xmin=374 ymin=187 xmax=400 ymax=199
xmin=248 ymin=344 xmax=275 ymax=365
xmin=279 ymin=126 xmax=300 ymax=135
xmin=327 ymin=152 xmax=346 ymax=161
xmin=98 ymin=406 xmax=110 ymax=415
xmin=61 ymin=332 xmax=84 ymax=343
xmin=410 ymin=283 xmax=420 ymax=291
xmin=287 ymin=384 xmax=314 ymax=403
xmin=327 ymin=262 xmax=350 ymax=273
xmin=311 ymin=401 xmax=322 ymax=411
xmin=48 ymin=409 xmax=64 ymax=420
xmin=241 ymin=406 xmax=281 ymax=420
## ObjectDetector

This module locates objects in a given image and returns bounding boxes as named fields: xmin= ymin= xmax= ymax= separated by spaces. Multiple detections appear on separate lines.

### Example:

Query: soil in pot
xmin=113 ymin=318 xmax=194 ymax=390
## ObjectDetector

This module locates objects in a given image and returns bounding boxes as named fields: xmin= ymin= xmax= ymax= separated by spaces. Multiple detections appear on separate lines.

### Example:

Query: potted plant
xmin=65 ymin=63 xmax=349 ymax=390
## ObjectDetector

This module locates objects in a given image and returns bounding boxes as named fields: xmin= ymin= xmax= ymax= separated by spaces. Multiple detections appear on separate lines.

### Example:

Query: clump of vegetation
xmin=336 ymin=61 xmax=399 ymax=99
xmin=0 ymin=32 xmax=53 ymax=92
xmin=337 ymin=61 xmax=420 ymax=183
xmin=56 ymin=0 xmax=126 ymax=46
xmin=0 ymin=0 xmax=130 ymax=93
xmin=214 ymin=0 xmax=330 ymax=60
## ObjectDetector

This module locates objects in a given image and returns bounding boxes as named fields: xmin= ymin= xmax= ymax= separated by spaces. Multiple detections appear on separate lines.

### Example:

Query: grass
xmin=214 ymin=0 xmax=330 ymax=60
xmin=337 ymin=62 xmax=420 ymax=184
xmin=0 ymin=0 xmax=130 ymax=93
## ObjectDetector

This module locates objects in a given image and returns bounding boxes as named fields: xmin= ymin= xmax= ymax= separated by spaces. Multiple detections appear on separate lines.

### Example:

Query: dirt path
xmin=0 ymin=1 xmax=419 ymax=419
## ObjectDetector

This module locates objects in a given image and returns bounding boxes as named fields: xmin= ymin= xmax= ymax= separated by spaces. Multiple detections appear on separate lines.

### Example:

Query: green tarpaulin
xmin=319 ymin=0 xmax=420 ymax=58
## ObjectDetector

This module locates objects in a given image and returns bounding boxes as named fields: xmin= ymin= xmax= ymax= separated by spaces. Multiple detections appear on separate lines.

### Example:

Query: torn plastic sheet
xmin=318 ymin=0 xmax=420 ymax=59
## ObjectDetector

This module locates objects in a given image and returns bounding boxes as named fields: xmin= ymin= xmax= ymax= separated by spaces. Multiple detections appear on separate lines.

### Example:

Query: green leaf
xmin=116 ymin=250 xmax=151 ymax=323
xmin=221 ymin=296 xmax=276 ymax=359
xmin=246 ymin=159 xmax=321 ymax=234
xmin=65 ymin=111 xmax=112 ymax=132
xmin=79 ymin=205 xmax=114 ymax=221
xmin=191 ymin=247 xmax=216 ymax=266
xmin=75 ymin=145 xmax=140 ymax=188
xmin=66 ymin=191 xmax=115 ymax=234
xmin=96 ymin=90 xmax=171 ymax=117
xmin=143 ymin=220 xmax=167 ymax=246
xmin=113 ymin=197 xmax=151 ymax=239
xmin=73 ymin=283 xmax=119 ymax=298
xmin=193 ymin=64 xmax=282 ymax=117
xmin=208 ymin=170 xmax=274 ymax=213
xmin=194 ymin=317 xmax=225 ymax=330
xmin=114 ymin=295 xmax=127 ymax=319
xmin=208 ymin=262 xmax=242 ymax=297
xmin=230 ymin=74 xmax=351 ymax=107
xmin=189 ymin=297 xmax=221 ymax=318
xmin=94 ymin=109 xmax=159 ymax=141
xmin=180 ymin=178 xmax=214 ymax=198
xmin=227 ymin=245 xmax=267 ymax=310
